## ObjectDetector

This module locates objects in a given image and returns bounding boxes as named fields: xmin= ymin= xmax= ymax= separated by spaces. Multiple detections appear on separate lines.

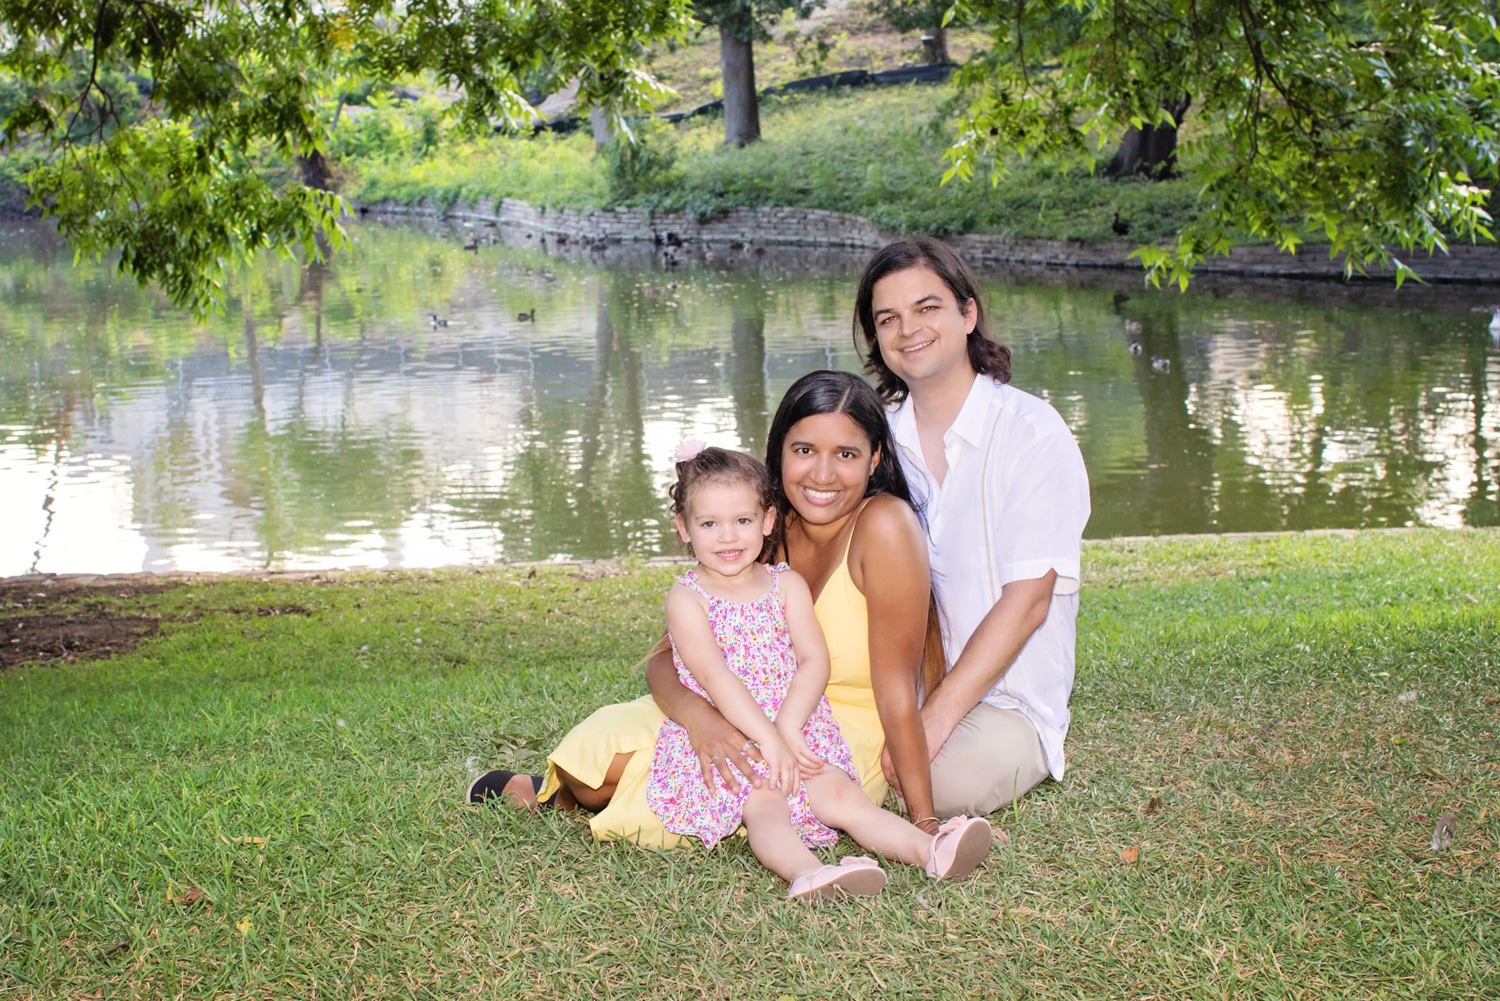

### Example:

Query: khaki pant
xmin=930 ymin=703 xmax=1050 ymax=818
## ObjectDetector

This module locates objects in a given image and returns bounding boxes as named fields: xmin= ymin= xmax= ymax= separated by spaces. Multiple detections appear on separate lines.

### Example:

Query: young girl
xmin=645 ymin=442 xmax=997 ymax=900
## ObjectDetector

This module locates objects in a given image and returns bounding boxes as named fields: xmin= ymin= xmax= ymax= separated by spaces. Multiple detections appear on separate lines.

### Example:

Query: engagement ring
xmin=740 ymin=740 xmax=757 ymax=755
xmin=711 ymin=752 xmax=724 ymax=762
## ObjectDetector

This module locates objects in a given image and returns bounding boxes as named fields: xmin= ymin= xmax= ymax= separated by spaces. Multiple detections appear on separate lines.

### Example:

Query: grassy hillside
xmin=341 ymin=84 xmax=1203 ymax=246
xmin=329 ymin=0 xmax=1206 ymax=245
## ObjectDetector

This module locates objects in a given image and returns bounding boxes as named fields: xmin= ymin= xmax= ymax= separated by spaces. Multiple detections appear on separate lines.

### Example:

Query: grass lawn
xmin=2 ymin=530 xmax=1497 ymax=999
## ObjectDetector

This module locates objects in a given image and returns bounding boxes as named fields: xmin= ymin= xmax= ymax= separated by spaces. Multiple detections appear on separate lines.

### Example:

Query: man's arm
xmin=919 ymin=570 xmax=1057 ymax=758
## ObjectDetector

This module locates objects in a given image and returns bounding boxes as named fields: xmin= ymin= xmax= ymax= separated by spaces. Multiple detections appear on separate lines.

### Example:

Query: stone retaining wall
xmin=362 ymin=197 xmax=1500 ymax=283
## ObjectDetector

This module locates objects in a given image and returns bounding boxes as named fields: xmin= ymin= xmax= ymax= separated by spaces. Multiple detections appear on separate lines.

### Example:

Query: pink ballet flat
xmin=787 ymin=856 xmax=888 ymax=901
xmin=925 ymin=816 xmax=995 ymax=880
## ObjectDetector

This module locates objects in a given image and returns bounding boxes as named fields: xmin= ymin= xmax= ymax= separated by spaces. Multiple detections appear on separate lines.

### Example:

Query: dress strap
xmin=764 ymin=561 xmax=788 ymax=593
xmin=836 ymin=498 xmax=876 ymax=564
xmin=676 ymin=569 xmax=713 ymax=599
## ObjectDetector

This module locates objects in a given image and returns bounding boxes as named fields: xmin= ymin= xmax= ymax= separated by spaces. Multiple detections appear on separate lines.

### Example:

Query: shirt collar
xmin=889 ymin=394 xmax=920 ymax=455
xmin=888 ymin=373 xmax=997 ymax=454
xmin=947 ymin=374 xmax=998 ymax=448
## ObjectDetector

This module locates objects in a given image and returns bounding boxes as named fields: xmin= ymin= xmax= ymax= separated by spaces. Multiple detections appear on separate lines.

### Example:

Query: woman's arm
xmin=850 ymin=496 xmax=939 ymax=832
xmin=644 ymin=632 xmax=761 ymax=791
xmin=920 ymin=571 xmax=1056 ymax=757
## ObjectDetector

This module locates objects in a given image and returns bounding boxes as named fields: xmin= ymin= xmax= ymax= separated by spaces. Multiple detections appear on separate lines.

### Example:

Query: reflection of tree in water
xmin=1122 ymin=312 xmax=1219 ymax=533
xmin=729 ymin=296 xmax=768 ymax=452
xmin=1080 ymin=296 xmax=1500 ymax=534
xmin=1282 ymin=318 xmax=1456 ymax=528
xmin=1460 ymin=338 xmax=1498 ymax=527
xmin=450 ymin=273 xmax=663 ymax=561
xmin=129 ymin=279 xmax=428 ymax=567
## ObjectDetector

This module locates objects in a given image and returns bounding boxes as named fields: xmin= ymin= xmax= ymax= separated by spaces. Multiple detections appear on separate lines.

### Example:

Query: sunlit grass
xmin=2 ymin=530 xmax=1497 ymax=998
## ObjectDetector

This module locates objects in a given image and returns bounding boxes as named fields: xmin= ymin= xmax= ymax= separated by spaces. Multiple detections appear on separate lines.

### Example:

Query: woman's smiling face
xmin=780 ymin=411 xmax=879 ymax=526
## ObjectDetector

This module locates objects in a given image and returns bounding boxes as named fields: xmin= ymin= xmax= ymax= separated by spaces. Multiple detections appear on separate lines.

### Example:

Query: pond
xmin=1 ymin=219 xmax=1497 ymax=576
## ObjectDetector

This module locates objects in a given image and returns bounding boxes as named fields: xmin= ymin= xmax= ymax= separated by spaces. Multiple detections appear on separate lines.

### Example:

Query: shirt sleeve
xmin=990 ymin=420 xmax=1091 ymax=593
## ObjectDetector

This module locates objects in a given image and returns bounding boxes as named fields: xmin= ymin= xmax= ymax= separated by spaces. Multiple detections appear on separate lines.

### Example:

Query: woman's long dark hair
xmin=764 ymin=370 xmax=945 ymax=696
xmin=853 ymin=237 xmax=1011 ymax=404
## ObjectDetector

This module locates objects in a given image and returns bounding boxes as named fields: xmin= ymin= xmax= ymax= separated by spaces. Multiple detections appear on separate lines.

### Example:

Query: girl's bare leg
xmin=804 ymin=771 xmax=931 ymax=868
xmin=741 ymin=786 xmax=824 ymax=884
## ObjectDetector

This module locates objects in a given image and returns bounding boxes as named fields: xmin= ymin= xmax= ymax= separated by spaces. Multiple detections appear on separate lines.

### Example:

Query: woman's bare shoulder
xmin=851 ymin=493 xmax=925 ymax=547
xmin=849 ymin=495 xmax=928 ymax=584
xmin=849 ymin=494 xmax=930 ymax=596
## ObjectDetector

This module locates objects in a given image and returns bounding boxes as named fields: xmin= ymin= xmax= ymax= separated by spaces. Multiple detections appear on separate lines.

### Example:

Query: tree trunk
xmin=719 ymin=24 xmax=760 ymax=146
xmin=922 ymin=26 xmax=949 ymax=65
xmin=298 ymin=150 xmax=333 ymax=191
xmin=1107 ymin=93 xmax=1192 ymax=179
xmin=589 ymin=107 xmax=613 ymax=151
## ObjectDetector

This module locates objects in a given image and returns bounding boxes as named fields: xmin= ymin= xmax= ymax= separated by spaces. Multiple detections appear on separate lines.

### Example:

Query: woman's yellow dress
xmin=539 ymin=546 xmax=885 ymax=848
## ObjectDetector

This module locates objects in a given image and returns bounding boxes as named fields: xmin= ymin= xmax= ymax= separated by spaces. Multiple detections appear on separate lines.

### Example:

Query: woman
xmin=856 ymin=237 xmax=1091 ymax=816
xmin=470 ymin=370 xmax=944 ymax=846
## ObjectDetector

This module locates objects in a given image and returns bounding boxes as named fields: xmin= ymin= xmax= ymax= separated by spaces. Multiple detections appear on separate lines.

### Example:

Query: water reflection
xmin=0 ymin=220 xmax=1496 ymax=576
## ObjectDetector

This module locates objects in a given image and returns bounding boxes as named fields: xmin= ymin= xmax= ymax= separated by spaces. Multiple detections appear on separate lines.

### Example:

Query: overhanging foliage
xmin=947 ymin=0 xmax=1500 ymax=286
xmin=0 ymin=0 xmax=691 ymax=314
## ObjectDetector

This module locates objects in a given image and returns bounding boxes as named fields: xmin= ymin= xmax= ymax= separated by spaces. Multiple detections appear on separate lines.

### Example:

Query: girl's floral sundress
xmin=645 ymin=562 xmax=857 ymax=848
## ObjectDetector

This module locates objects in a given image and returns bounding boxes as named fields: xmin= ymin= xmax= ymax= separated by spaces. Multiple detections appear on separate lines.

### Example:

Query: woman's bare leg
xmin=552 ymin=752 xmax=634 ymax=811
xmin=481 ymin=752 xmax=635 ymax=812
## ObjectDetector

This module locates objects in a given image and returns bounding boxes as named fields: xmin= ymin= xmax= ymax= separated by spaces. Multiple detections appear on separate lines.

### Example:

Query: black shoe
xmin=467 ymin=769 xmax=546 ymax=807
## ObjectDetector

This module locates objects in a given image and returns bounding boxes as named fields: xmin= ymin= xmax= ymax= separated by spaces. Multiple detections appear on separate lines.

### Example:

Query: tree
xmin=1106 ymin=93 xmax=1191 ymax=179
xmin=693 ymin=0 xmax=822 ymax=146
xmin=945 ymin=0 xmax=1500 ymax=285
xmin=0 ymin=0 xmax=691 ymax=315
xmin=864 ymin=0 xmax=961 ymax=65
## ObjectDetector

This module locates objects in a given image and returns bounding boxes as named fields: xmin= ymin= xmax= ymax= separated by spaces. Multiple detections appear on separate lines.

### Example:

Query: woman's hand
xmin=880 ymin=747 xmax=939 ymax=834
xmin=755 ymin=733 xmax=801 ymax=794
xmin=881 ymin=745 xmax=901 ymax=796
xmin=777 ymin=720 xmax=825 ymax=777
xmin=682 ymin=710 xmax=763 ymax=793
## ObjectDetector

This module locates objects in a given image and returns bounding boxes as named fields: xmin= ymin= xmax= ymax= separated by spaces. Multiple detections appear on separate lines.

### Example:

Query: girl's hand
xmin=755 ymin=734 xmax=801 ymax=794
xmin=777 ymin=721 xmax=825 ymax=776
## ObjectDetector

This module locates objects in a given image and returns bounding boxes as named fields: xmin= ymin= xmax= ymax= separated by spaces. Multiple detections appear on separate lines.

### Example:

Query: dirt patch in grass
xmin=0 ymin=579 xmax=173 ymax=669
xmin=0 ymin=612 xmax=160 ymax=669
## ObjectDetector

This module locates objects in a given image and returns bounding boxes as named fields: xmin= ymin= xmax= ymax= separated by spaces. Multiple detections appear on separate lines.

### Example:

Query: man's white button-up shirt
xmin=890 ymin=374 xmax=1091 ymax=779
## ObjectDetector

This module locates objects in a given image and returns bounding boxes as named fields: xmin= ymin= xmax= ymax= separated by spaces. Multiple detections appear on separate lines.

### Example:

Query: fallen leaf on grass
xmin=100 ymin=938 xmax=130 ymax=957
xmin=1145 ymin=796 xmax=1163 ymax=815
xmin=1120 ymin=847 xmax=1140 ymax=864
xmin=219 ymin=835 xmax=267 ymax=846
xmin=168 ymin=885 xmax=205 ymax=906
xmin=235 ymin=918 xmax=253 ymax=936
xmin=1430 ymin=811 xmax=1457 ymax=852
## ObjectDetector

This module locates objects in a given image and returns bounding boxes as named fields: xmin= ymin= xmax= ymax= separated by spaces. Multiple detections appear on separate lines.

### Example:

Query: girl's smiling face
xmin=675 ymin=479 xmax=775 ymax=579
xmin=780 ymin=412 xmax=879 ymax=527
